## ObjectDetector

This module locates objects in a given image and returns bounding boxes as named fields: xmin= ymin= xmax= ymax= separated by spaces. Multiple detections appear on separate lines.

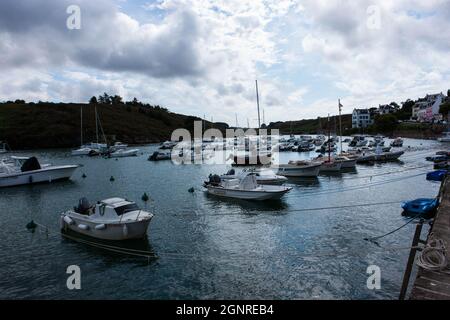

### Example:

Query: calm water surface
xmin=0 ymin=137 xmax=445 ymax=299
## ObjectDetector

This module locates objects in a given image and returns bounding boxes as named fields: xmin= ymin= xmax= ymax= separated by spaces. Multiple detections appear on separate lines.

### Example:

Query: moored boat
xmin=437 ymin=132 xmax=450 ymax=143
xmin=0 ymin=156 xmax=78 ymax=188
xmin=277 ymin=161 xmax=321 ymax=177
xmin=204 ymin=174 xmax=292 ymax=201
xmin=390 ymin=137 xmax=404 ymax=147
xmin=148 ymin=151 xmax=171 ymax=161
xmin=220 ymin=168 xmax=287 ymax=185
xmin=109 ymin=148 xmax=139 ymax=158
xmin=60 ymin=197 xmax=154 ymax=240
xmin=314 ymin=158 xmax=342 ymax=172
xmin=333 ymin=155 xmax=357 ymax=169
xmin=401 ymin=198 xmax=439 ymax=218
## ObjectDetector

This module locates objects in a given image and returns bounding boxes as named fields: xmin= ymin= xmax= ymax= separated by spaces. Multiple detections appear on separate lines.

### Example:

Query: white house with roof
xmin=352 ymin=109 xmax=374 ymax=128
xmin=378 ymin=104 xmax=396 ymax=115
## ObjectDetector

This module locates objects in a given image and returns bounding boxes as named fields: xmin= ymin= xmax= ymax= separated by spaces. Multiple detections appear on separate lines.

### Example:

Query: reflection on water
xmin=286 ymin=177 xmax=321 ymax=188
xmin=204 ymin=193 xmax=290 ymax=215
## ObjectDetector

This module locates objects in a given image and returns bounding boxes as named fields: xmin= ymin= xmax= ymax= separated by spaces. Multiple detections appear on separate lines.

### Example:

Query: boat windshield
xmin=114 ymin=203 xmax=139 ymax=216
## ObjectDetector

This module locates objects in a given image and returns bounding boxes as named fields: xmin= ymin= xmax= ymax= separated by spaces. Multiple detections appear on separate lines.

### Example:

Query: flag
xmin=338 ymin=99 xmax=343 ymax=111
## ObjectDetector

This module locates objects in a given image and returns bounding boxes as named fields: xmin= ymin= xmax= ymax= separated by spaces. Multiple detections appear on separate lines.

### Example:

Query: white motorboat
xmin=60 ymin=197 xmax=154 ymax=241
xmin=111 ymin=142 xmax=128 ymax=151
xmin=220 ymin=168 xmax=288 ymax=185
xmin=148 ymin=151 xmax=171 ymax=161
xmin=0 ymin=156 xmax=78 ymax=188
xmin=204 ymin=174 xmax=292 ymax=201
xmin=356 ymin=148 xmax=404 ymax=163
xmin=349 ymin=135 xmax=368 ymax=147
xmin=277 ymin=160 xmax=321 ymax=177
xmin=109 ymin=148 xmax=139 ymax=158
xmin=71 ymin=147 xmax=97 ymax=156
xmin=160 ymin=141 xmax=178 ymax=150
xmin=438 ymin=132 xmax=450 ymax=143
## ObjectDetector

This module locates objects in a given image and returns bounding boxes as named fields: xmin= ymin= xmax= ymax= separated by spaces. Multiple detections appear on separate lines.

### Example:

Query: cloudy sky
xmin=1 ymin=0 xmax=449 ymax=126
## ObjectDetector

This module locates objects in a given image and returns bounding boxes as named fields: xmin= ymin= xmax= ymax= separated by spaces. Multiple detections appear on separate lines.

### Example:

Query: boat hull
xmin=110 ymin=149 xmax=139 ymax=158
xmin=206 ymin=186 xmax=291 ymax=200
xmin=0 ymin=165 xmax=78 ymax=188
xmin=318 ymin=162 xmax=342 ymax=172
xmin=339 ymin=159 xmax=357 ymax=169
xmin=277 ymin=164 xmax=321 ymax=177
xmin=61 ymin=215 xmax=152 ymax=241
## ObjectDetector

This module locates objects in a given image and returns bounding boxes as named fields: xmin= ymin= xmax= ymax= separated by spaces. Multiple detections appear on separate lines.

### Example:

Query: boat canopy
xmin=239 ymin=174 xmax=258 ymax=190
xmin=20 ymin=156 xmax=41 ymax=172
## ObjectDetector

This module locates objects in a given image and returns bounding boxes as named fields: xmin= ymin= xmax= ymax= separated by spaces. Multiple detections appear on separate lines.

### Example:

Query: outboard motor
xmin=209 ymin=174 xmax=221 ymax=186
xmin=226 ymin=168 xmax=235 ymax=176
xmin=148 ymin=151 xmax=159 ymax=161
xmin=74 ymin=197 xmax=91 ymax=215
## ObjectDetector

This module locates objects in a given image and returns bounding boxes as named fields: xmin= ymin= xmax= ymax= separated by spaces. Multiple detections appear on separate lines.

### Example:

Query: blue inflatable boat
xmin=426 ymin=170 xmax=447 ymax=182
xmin=401 ymin=198 xmax=439 ymax=218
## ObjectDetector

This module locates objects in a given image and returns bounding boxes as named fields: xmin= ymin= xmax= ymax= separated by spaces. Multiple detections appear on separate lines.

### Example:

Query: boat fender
xmin=78 ymin=224 xmax=89 ymax=230
xmin=60 ymin=216 xmax=65 ymax=229
xmin=63 ymin=215 xmax=74 ymax=225
xmin=123 ymin=224 xmax=128 ymax=237
xmin=95 ymin=224 xmax=106 ymax=230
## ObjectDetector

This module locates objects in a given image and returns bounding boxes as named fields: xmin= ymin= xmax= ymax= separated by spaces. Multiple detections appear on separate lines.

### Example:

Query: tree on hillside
xmin=401 ymin=99 xmax=415 ymax=113
xmin=98 ymin=93 xmax=111 ymax=104
xmin=440 ymin=101 xmax=450 ymax=118
xmin=374 ymin=114 xmax=398 ymax=133
xmin=447 ymin=89 xmax=450 ymax=97
xmin=14 ymin=99 xmax=26 ymax=104
xmin=89 ymin=96 xmax=98 ymax=104
xmin=131 ymin=97 xmax=140 ymax=106
xmin=111 ymin=95 xmax=123 ymax=105
xmin=390 ymin=102 xmax=400 ymax=110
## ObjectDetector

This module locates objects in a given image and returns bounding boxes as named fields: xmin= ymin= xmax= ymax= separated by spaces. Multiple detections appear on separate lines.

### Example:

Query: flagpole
xmin=338 ymin=99 xmax=343 ymax=154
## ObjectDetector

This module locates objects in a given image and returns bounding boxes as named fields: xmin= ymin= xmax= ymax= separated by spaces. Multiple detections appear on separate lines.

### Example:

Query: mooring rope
xmin=416 ymin=233 xmax=448 ymax=271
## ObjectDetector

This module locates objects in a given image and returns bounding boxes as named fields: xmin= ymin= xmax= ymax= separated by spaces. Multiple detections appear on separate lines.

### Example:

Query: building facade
xmin=352 ymin=109 xmax=374 ymax=128
xmin=412 ymin=93 xmax=445 ymax=122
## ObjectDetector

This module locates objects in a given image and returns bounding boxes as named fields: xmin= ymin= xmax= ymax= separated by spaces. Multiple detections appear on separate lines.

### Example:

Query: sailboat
xmin=72 ymin=107 xmax=107 ymax=156
xmin=232 ymin=80 xmax=271 ymax=166
xmin=313 ymin=113 xmax=342 ymax=172
xmin=335 ymin=99 xmax=356 ymax=168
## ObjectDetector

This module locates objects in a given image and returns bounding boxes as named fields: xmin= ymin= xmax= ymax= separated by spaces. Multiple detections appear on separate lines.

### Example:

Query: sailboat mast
xmin=95 ymin=106 xmax=99 ymax=144
xmin=338 ymin=99 xmax=343 ymax=154
xmin=80 ymin=106 xmax=83 ymax=146
xmin=256 ymin=80 xmax=261 ymax=129
xmin=328 ymin=114 xmax=331 ymax=162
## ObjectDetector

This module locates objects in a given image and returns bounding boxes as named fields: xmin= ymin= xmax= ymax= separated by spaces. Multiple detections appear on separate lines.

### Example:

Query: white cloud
xmin=0 ymin=0 xmax=449 ymax=125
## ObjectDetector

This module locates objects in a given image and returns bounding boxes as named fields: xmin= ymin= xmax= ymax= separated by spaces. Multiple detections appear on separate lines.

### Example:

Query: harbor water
xmin=0 ymin=138 xmax=444 ymax=299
